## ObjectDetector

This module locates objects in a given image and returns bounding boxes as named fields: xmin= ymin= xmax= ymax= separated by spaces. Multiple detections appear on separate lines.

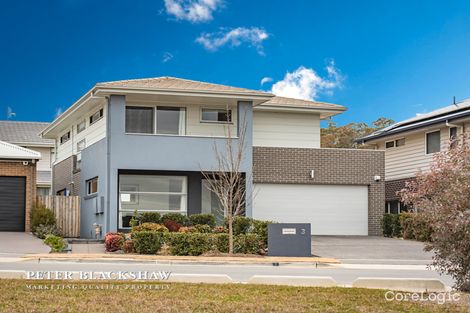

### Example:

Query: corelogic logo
xmin=26 ymin=271 xmax=171 ymax=281
xmin=385 ymin=290 xmax=461 ymax=305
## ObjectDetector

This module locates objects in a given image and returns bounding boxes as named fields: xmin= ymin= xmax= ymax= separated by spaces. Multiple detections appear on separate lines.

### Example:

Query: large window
xmin=125 ymin=106 xmax=154 ymax=134
xmin=426 ymin=131 xmax=441 ymax=154
xmin=157 ymin=106 xmax=185 ymax=135
xmin=201 ymin=108 xmax=232 ymax=123
xmin=125 ymin=106 xmax=185 ymax=135
xmin=119 ymin=174 xmax=187 ymax=228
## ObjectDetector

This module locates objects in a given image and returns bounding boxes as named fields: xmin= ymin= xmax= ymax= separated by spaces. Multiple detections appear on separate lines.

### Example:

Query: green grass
xmin=0 ymin=279 xmax=467 ymax=312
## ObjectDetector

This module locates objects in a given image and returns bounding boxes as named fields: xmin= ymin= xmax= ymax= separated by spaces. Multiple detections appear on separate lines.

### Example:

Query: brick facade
xmin=253 ymin=147 xmax=385 ymax=236
xmin=0 ymin=161 xmax=37 ymax=231
xmin=385 ymin=177 xmax=415 ymax=201
xmin=52 ymin=156 xmax=81 ymax=196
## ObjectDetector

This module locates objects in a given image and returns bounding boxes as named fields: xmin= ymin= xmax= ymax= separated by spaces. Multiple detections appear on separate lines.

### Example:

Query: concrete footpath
xmin=21 ymin=253 xmax=339 ymax=265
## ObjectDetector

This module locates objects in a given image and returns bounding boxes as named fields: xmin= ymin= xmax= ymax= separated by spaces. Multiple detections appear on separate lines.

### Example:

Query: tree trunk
xmin=228 ymin=215 xmax=234 ymax=255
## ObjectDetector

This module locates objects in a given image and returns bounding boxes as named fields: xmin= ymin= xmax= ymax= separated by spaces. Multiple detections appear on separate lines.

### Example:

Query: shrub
xmin=44 ymin=235 xmax=66 ymax=253
xmin=189 ymin=214 xmax=216 ymax=227
xmin=161 ymin=213 xmax=188 ymax=226
xmin=133 ymin=231 xmax=164 ymax=254
xmin=193 ymin=224 xmax=213 ymax=233
xmin=122 ymin=240 xmax=135 ymax=254
xmin=165 ymin=233 xmax=213 ymax=256
xmin=400 ymin=212 xmax=432 ymax=242
xmin=104 ymin=232 xmax=125 ymax=252
xmin=33 ymin=224 xmax=61 ymax=239
xmin=132 ymin=223 xmax=168 ymax=233
xmin=234 ymin=234 xmax=264 ymax=254
xmin=136 ymin=212 xmax=161 ymax=224
xmin=212 ymin=233 xmax=229 ymax=253
xmin=252 ymin=220 xmax=272 ymax=246
xmin=31 ymin=204 xmax=56 ymax=232
xmin=226 ymin=216 xmax=253 ymax=235
xmin=163 ymin=220 xmax=182 ymax=232
xmin=382 ymin=213 xmax=401 ymax=237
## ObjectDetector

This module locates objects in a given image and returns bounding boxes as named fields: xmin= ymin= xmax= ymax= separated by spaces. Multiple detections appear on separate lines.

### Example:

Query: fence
xmin=36 ymin=195 xmax=80 ymax=238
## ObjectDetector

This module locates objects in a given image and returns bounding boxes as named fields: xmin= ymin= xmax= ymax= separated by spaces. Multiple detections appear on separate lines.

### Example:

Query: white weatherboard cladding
xmin=29 ymin=146 xmax=52 ymax=171
xmin=377 ymin=126 xmax=451 ymax=180
xmin=253 ymin=111 xmax=320 ymax=148
xmin=54 ymin=104 xmax=107 ymax=164
xmin=253 ymin=184 xmax=368 ymax=235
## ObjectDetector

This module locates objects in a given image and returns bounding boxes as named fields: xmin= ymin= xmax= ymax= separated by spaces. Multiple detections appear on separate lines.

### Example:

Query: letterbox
xmin=267 ymin=223 xmax=311 ymax=257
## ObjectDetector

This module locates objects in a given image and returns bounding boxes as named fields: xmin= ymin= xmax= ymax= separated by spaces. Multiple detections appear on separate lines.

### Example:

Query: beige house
xmin=0 ymin=121 xmax=54 ymax=195
xmin=357 ymin=99 xmax=470 ymax=213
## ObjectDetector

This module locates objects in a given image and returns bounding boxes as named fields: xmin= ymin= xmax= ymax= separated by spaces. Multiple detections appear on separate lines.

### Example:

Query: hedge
xmin=382 ymin=212 xmax=433 ymax=242
xmin=133 ymin=231 xmax=165 ymax=254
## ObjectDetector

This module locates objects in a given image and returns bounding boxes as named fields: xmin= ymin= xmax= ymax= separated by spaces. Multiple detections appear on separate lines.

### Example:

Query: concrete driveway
xmin=0 ymin=232 xmax=50 ymax=257
xmin=312 ymin=236 xmax=434 ymax=264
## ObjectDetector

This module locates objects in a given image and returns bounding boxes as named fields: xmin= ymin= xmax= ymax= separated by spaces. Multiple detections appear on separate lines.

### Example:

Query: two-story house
xmin=357 ymin=99 xmax=470 ymax=214
xmin=0 ymin=121 xmax=54 ymax=196
xmin=40 ymin=77 xmax=385 ymax=238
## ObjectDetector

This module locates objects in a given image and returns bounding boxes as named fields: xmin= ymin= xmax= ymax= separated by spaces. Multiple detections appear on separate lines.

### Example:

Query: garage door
xmin=0 ymin=176 xmax=26 ymax=231
xmin=253 ymin=184 xmax=368 ymax=235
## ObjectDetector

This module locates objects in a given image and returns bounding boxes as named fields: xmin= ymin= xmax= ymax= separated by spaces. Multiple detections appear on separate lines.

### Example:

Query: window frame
xmin=449 ymin=127 xmax=458 ymax=149
xmin=118 ymin=174 xmax=188 ymax=229
xmin=385 ymin=141 xmax=395 ymax=149
xmin=200 ymin=107 xmax=233 ymax=124
xmin=76 ymin=139 xmax=86 ymax=152
xmin=425 ymin=130 xmax=441 ymax=155
xmin=77 ymin=120 xmax=86 ymax=133
xmin=385 ymin=138 xmax=405 ymax=149
xmin=86 ymin=177 xmax=98 ymax=196
xmin=124 ymin=105 xmax=186 ymax=136
xmin=89 ymin=108 xmax=103 ymax=126
xmin=60 ymin=131 xmax=70 ymax=145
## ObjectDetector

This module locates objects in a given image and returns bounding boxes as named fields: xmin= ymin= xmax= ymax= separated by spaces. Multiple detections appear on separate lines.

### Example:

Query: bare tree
xmin=201 ymin=113 xmax=249 ymax=255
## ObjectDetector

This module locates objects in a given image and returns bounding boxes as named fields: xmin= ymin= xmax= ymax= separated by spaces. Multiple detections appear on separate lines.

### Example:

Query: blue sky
xmin=1 ymin=0 xmax=469 ymax=126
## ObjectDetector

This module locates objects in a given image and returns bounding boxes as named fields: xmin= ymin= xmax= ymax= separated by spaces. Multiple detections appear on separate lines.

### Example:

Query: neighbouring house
xmin=39 ymin=77 xmax=384 ymax=238
xmin=0 ymin=140 xmax=40 ymax=231
xmin=0 ymin=121 xmax=54 ymax=196
xmin=356 ymin=98 xmax=470 ymax=214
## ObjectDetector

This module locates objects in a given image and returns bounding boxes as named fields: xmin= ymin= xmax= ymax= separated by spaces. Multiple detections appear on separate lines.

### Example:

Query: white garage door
xmin=253 ymin=184 xmax=368 ymax=235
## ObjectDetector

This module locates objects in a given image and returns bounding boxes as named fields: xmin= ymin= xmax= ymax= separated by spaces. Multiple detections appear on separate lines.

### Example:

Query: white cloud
xmin=162 ymin=52 xmax=174 ymax=63
xmin=164 ymin=0 xmax=222 ymax=23
xmin=196 ymin=27 xmax=269 ymax=55
xmin=55 ymin=107 xmax=63 ymax=119
xmin=6 ymin=106 xmax=16 ymax=119
xmin=271 ymin=61 xmax=344 ymax=100
xmin=260 ymin=77 xmax=273 ymax=86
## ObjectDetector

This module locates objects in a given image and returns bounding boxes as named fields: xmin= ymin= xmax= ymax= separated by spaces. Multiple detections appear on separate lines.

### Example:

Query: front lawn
xmin=0 ymin=279 xmax=467 ymax=312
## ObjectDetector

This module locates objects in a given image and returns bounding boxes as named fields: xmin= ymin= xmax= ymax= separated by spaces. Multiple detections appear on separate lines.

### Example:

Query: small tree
xmin=400 ymin=133 xmax=470 ymax=291
xmin=202 ymin=116 xmax=248 ymax=255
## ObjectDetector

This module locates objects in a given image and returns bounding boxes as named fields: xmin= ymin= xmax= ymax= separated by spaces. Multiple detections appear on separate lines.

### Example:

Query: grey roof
xmin=358 ymin=98 xmax=470 ymax=143
xmin=0 ymin=121 xmax=54 ymax=146
xmin=97 ymin=76 xmax=272 ymax=97
xmin=261 ymin=96 xmax=346 ymax=111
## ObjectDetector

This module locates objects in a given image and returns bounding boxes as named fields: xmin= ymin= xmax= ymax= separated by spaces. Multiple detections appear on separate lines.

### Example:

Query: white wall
xmin=253 ymin=111 xmax=321 ymax=148
xmin=28 ymin=146 xmax=52 ymax=171
xmin=378 ymin=125 xmax=454 ymax=180
xmin=54 ymin=104 xmax=107 ymax=164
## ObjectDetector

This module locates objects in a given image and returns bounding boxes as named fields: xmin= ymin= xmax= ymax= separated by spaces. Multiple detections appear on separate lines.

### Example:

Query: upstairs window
xmin=77 ymin=120 xmax=86 ymax=133
xmin=86 ymin=177 xmax=98 ymax=196
xmin=60 ymin=131 xmax=70 ymax=144
xmin=426 ymin=131 xmax=441 ymax=154
xmin=385 ymin=141 xmax=395 ymax=149
xmin=77 ymin=139 xmax=86 ymax=152
xmin=126 ymin=106 xmax=154 ymax=134
xmin=201 ymin=108 xmax=232 ymax=123
xmin=450 ymin=127 xmax=458 ymax=149
xmin=385 ymin=138 xmax=405 ymax=149
xmin=156 ymin=106 xmax=185 ymax=135
xmin=90 ymin=109 xmax=103 ymax=125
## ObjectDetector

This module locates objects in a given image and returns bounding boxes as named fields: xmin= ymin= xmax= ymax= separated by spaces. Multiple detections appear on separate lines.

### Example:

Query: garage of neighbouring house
xmin=253 ymin=184 xmax=369 ymax=235
xmin=252 ymin=147 xmax=385 ymax=236
xmin=0 ymin=141 xmax=40 ymax=232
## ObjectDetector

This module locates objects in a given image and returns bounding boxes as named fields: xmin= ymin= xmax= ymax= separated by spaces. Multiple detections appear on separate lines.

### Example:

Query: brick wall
xmin=385 ymin=177 xmax=415 ymax=201
xmin=52 ymin=156 xmax=80 ymax=196
xmin=253 ymin=147 xmax=385 ymax=236
xmin=0 ymin=160 xmax=37 ymax=231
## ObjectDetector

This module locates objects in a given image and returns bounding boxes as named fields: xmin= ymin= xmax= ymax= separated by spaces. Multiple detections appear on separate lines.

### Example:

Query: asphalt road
xmin=0 ymin=259 xmax=455 ymax=287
